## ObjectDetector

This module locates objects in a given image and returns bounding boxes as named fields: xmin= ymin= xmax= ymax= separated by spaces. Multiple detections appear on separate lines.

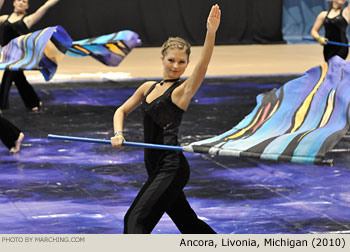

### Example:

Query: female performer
xmin=0 ymin=0 xmax=61 ymax=114
xmin=311 ymin=0 xmax=350 ymax=61
xmin=111 ymin=5 xmax=221 ymax=234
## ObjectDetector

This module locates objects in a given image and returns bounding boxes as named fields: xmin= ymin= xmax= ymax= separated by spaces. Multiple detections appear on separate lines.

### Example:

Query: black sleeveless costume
xmin=123 ymin=81 xmax=216 ymax=234
xmin=0 ymin=116 xmax=21 ymax=150
xmin=323 ymin=8 xmax=349 ymax=61
xmin=0 ymin=14 xmax=41 ymax=110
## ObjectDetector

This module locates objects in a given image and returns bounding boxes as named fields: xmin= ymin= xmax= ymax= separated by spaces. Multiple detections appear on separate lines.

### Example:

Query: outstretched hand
xmin=207 ymin=4 xmax=221 ymax=33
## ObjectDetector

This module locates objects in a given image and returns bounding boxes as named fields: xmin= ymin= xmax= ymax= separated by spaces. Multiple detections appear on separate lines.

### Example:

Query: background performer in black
xmin=311 ymin=0 xmax=350 ymax=61
xmin=0 ymin=0 xmax=60 ymax=114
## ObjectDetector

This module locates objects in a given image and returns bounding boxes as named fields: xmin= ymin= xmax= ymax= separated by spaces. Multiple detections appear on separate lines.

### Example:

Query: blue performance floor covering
xmin=0 ymin=77 xmax=349 ymax=234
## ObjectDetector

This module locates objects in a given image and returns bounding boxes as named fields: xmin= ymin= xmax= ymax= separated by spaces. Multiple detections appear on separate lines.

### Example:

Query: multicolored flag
xmin=183 ymin=56 xmax=350 ymax=165
xmin=0 ymin=27 xmax=141 ymax=81
xmin=0 ymin=26 xmax=72 ymax=81
xmin=47 ymin=56 xmax=350 ymax=165
xmin=66 ymin=30 xmax=142 ymax=66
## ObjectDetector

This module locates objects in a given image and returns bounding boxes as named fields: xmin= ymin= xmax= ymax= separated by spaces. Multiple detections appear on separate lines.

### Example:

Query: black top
xmin=1 ymin=14 xmax=29 ymax=46
xmin=140 ymin=80 xmax=185 ymax=174
xmin=323 ymin=9 xmax=349 ymax=61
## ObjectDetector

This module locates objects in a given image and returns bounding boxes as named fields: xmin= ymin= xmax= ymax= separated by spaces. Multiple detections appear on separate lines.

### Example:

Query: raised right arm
xmin=172 ymin=4 xmax=220 ymax=111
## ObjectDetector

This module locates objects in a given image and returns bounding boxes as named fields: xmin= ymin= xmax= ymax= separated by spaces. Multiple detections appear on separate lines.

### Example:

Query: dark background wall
xmin=0 ymin=0 xmax=284 ymax=46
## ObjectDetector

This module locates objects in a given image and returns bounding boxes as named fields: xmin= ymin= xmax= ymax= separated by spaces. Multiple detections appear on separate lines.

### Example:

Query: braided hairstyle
xmin=161 ymin=37 xmax=191 ymax=61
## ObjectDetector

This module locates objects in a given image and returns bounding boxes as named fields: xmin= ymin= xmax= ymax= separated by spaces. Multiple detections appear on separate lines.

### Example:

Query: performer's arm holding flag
xmin=311 ymin=11 xmax=328 ymax=45
xmin=311 ymin=0 xmax=350 ymax=61
xmin=111 ymin=83 xmax=151 ymax=149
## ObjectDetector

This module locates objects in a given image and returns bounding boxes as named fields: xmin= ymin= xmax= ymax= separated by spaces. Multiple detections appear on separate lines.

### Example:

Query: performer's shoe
xmin=10 ymin=132 xmax=24 ymax=153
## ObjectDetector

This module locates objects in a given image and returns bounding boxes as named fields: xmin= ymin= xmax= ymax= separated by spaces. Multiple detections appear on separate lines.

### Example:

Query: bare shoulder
xmin=318 ymin=11 xmax=327 ymax=19
xmin=141 ymin=80 xmax=157 ymax=86
xmin=0 ymin=14 xmax=8 ymax=24
xmin=139 ymin=81 xmax=157 ymax=95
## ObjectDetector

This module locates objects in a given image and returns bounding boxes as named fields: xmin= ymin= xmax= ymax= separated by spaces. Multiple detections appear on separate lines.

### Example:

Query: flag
xmin=0 ymin=27 xmax=141 ymax=81
xmin=183 ymin=56 xmax=350 ymax=164
xmin=66 ymin=30 xmax=142 ymax=66
xmin=0 ymin=26 xmax=72 ymax=81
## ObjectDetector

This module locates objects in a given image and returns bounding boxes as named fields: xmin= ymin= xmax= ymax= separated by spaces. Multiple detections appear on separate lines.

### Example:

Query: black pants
xmin=124 ymin=153 xmax=216 ymax=234
xmin=0 ymin=116 xmax=21 ymax=149
xmin=0 ymin=70 xmax=41 ymax=110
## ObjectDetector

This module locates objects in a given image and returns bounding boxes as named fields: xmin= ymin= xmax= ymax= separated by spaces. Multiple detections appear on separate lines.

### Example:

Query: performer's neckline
xmin=159 ymin=78 xmax=180 ymax=86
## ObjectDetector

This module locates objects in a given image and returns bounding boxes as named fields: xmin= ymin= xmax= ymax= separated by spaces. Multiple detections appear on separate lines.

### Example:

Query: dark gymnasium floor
xmin=1 ymin=77 xmax=349 ymax=234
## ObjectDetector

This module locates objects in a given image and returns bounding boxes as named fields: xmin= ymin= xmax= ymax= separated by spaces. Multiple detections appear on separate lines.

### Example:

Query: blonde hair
xmin=161 ymin=37 xmax=191 ymax=60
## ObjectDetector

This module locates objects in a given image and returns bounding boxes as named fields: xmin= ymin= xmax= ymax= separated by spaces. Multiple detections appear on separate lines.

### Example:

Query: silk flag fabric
xmin=66 ymin=30 xmax=142 ymax=66
xmin=183 ymin=56 xmax=350 ymax=165
xmin=0 ymin=26 xmax=72 ymax=81
xmin=0 ymin=27 xmax=141 ymax=81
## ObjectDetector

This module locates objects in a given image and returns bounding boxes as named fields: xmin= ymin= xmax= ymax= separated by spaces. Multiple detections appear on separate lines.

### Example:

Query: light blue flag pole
xmin=47 ymin=134 xmax=344 ymax=165
xmin=303 ymin=37 xmax=350 ymax=47
xmin=47 ymin=134 xmax=183 ymax=151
